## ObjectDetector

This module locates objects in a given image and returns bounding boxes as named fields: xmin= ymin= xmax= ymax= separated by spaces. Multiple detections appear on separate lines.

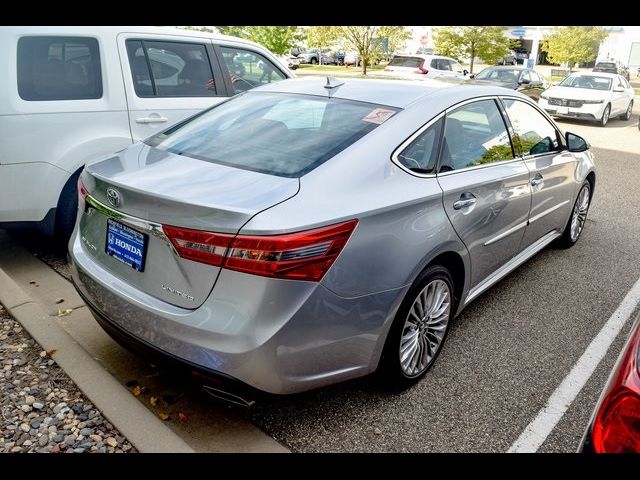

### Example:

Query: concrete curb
xmin=0 ymin=267 xmax=194 ymax=453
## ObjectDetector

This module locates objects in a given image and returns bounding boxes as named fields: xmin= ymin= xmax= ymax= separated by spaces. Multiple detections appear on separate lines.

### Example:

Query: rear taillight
xmin=163 ymin=220 xmax=358 ymax=282
xmin=162 ymin=225 xmax=233 ymax=267
xmin=591 ymin=323 xmax=640 ymax=453
xmin=78 ymin=176 xmax=88 ymax=211
xmin=417 ymin=60 xmax=428 ymax=74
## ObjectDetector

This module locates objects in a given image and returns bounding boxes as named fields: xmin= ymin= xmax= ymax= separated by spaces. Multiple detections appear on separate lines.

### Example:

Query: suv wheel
xmin=379 ymin=265 xmax=455 ymax=389
xmin=310 ymin=57 xmax=318 ymax=65
xmin=54 ymin=169 xmax=82 ymax=243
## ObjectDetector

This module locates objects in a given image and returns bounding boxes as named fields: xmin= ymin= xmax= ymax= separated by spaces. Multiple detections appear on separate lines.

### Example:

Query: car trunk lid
xmin=78 ymin=143 xmax=299 ymax=308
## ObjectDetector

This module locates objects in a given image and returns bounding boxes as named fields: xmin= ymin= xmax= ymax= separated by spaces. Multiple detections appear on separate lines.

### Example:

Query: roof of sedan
xmin=254 ymin=77 xmax=521 ymax=109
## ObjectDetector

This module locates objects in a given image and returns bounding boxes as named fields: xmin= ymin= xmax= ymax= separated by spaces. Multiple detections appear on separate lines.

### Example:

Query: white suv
xmin=382 ymin=54 xmax=469 ymax=79
xmin=0 ymin=26 xmax=293 ymax=238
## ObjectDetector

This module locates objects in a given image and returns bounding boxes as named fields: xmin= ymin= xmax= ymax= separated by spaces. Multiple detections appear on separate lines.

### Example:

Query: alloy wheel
xmin=601 ymin=105 xmax=610 ymax=126
xmin=399 ymin=279 xmax=451 ymax=377
xmin=570 ymin=185 xmax=590 ymax=242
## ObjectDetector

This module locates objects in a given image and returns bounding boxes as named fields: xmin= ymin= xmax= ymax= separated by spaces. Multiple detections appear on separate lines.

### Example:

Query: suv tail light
xmin=591 ymin=322 xmax=640 ymax=453
xmin=163 ymin=220 xmax=358 ymax=282
xmin=417 ymin=60 xmax=428 ymax=74
xmin=78 ymin=176 xmax=89 ymax=211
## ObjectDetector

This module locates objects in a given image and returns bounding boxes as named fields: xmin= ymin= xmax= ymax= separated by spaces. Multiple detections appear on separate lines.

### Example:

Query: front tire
xmin=599 ymin=104 xmax=611 ymax=127
xmin=378 ymin=265 xmax=455 ymax=389
xmin=310 ymin=57 xmax=318 ymax=65
xmin=556 ymin=181 xmax=591 ymax=249
xmin=620 ymin=100 xmax=633 ymax=121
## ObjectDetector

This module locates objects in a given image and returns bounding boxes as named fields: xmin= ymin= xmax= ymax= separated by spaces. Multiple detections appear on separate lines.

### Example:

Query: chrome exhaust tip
xmin=202 ymin=385 xmax=256 ymax=408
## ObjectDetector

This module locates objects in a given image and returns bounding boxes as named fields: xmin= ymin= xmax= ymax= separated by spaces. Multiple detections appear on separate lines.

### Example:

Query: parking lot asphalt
xmin=4 ymin=107 xmax=640 ymax=453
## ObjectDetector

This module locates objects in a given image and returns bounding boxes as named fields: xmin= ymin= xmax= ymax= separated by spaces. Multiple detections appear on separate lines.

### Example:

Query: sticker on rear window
xmin=362 ymin=108 xmax=396 ymax=124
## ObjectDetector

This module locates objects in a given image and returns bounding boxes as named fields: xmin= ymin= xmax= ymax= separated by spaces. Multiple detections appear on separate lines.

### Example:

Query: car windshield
xmin=475 ymin=68 xmax=521 ymax=82
xmin=389 ymin=56 xmax=423 ymax=68
xmin=595 ymin=63 xmax=616 ymax=69
xmin=146 ymin=92 xmax=399 ymax=177
xmin=559 ymin=75 xmax=612 ymax=91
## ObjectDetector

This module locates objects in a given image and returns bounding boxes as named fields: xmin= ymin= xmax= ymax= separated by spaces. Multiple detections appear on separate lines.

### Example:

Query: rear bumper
xmin=0 ymin=162 xmax=69 ymax=223
xmin=69 ymin=232 xmax=406 ymax=394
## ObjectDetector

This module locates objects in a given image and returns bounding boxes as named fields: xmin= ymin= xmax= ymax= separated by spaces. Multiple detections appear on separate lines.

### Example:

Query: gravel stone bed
xmin=0 ymin=303 xmax=137 ymax=453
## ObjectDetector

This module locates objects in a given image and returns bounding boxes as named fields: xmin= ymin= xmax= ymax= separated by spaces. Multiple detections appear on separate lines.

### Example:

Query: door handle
xmin=531 ymin=173 xmax=544 ymax=187
xmin=135 ymin=116 xmax=169 ymax=124
xmin=453 ymin=194 xmax=477 ymax=210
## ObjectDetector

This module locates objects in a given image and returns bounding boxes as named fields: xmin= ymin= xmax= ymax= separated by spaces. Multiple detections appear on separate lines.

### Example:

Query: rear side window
xmin=126 ymin=39 xmax=218 ymax=97
xmin=397 ymin=117 xmax=443 ymax=174
xmin=440 ymin=99 xmax=513 ymax=172
xmin=219 ymin=46 xmax=286 ymax=94
xmin=389 ymin=56 xmax=423 ymax=68
xmin=146 ymin=92 xmax=398 ymax=177
xmin=17 ymin=36 xmax=102 ymax=101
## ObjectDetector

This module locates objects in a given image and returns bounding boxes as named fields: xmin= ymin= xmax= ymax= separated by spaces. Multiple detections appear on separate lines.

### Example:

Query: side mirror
xmin=463 ymin=69 xmax=469 ymax=76
xmin=565 ymin=132 xmax=589 ymax=153
xmin=469 ymin=73 xmax=475 ymax=79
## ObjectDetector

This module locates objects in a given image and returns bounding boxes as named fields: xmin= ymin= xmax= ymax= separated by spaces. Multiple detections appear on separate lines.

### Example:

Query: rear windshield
xmin=475 ymin=68 xmax=520 ymax=82
xmin=146 ymin=92 xmax=398 ymax=177
xmin=595 ymin=62 xmax=616 ymax=69
xmin=389 ymin=56 xmax=423 ymax=68
xmin=559 ymin=75 xmax=612 ymax=91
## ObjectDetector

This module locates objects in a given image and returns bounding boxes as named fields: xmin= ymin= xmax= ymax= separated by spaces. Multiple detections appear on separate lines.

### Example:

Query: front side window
xmin=220 ymin=47 xmax=286 ymax=94
xmin=520 ymin=70 xmax=531 ymax=82
xmin=126 ymin=40 xmax=217 ymax=97
xmin=146 ymin=92 xmax=398 ymax=177
xmin=439 ymin=99 xmax=513 ymax=172
xmin=502 ymin=98 xmax=560 ymax=156
xmin=450 ymin=60 xmax=464 ymax=73
xmin=17 ymin=36 xmax=102 ymax=101
xmin=396 ymin=117 xmax=443 ymax=174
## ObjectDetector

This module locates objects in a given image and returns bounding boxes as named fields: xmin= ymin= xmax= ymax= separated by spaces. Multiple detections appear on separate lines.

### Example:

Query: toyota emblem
xmin=106 ymin=188 xmax=121 ymax=208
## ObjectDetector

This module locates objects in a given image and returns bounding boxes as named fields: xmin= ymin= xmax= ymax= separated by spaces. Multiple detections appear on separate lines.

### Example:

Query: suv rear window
xmin=17 ymin=36 xmax=102 ymax=101
xmin=146 ymin=92 xmax=399 ymax=177
xmin=388 ymin=56 xmax=423 ymax=68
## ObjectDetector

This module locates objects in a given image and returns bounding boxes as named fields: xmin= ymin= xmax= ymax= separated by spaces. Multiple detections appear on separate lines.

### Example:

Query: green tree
xmin=433 ymin=26 xmax=512 ymax=73
xmin=335 ymin=26 xmax=410 ymax=75
xmin=214 ymin=26 xmax=248 ymax=38
xmin=245 ymin=26 xmax=302 ymax=55
xmin=306 ymin=26 xmax=338 ymax=65
xmin=541 ymin=26 xmax=609 ymax=72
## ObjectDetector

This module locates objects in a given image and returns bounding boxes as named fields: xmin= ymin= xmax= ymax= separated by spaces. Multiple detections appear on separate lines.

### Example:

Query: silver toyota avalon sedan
xmin=69 ymin=77 xmax=596 ymax=395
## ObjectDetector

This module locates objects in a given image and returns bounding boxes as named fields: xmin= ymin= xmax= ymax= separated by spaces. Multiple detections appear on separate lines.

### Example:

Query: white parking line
xmin=508 ymin=275 xmax=640 ymax=453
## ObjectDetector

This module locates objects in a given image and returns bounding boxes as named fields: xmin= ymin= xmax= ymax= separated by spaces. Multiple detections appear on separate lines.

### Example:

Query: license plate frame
xmin=105 ymin=219 xmax=148 ymax=272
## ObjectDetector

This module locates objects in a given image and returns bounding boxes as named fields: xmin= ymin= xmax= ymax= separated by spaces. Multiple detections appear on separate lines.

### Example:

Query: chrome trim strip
xmin=483 ymin=220 xmax=528 ymax=246
xmin=528 ymin=200 xmax=570 ymax=224
xmin=436 ymin=156 xmax=525 ymax=176
xmin=84 ymin=195 xmax=177 ymax=254
xmin=465 ymin=230 xmax=561 ymax=306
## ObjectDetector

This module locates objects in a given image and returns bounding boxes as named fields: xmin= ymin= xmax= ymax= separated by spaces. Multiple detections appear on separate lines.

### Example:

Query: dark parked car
xmin=498 ymin=50 xmax=517 ymax=65
xmin=468 ymin=66 xmax=548 ymax=100
xmin=579 ymin=314 xmax=640 ymax=452
xmin=594 ymin=61 xmax=630 ymax=80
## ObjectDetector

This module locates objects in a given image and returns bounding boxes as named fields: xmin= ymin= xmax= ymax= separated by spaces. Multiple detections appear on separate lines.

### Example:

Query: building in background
xmin=597 ymin=26 xmax=640 ymax=69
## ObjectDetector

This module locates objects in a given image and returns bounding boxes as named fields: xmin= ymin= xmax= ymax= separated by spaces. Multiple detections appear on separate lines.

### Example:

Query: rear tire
xmin=556 ymin=180 xmax=591 ymax=249
xmin=599 ymin=104 xmax=611 ymax=127
xmin=54 ymin=169 xmax=82 ymax=243
xmin=378 ymin=265 xmax=455 ymax=390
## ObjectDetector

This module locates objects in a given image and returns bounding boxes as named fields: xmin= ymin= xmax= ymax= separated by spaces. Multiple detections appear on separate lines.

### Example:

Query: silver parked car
xmin=69 ymin=78 xmax=596 ymax=395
